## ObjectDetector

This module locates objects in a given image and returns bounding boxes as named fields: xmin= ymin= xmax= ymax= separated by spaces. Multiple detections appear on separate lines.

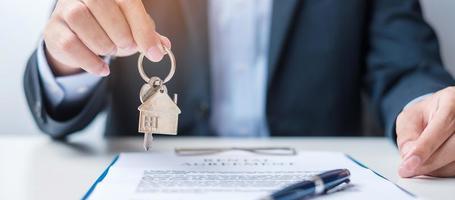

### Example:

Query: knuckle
xmin=57 ymin=34 xmax=79 ymax=52
xmin=96 ymin=43 xmax=115 ymax=55
xmin=63 ymin=2 xmax=89 ymax=23
xmin=91 ymin=36 xmax=116 ymax=55
xmin=414 ymin=142 xmax=433 ymax=159
xmin=412 ymin=146 xmax=426 ymax=158
xmin=116 ymin=34 xmax=135 ymax=48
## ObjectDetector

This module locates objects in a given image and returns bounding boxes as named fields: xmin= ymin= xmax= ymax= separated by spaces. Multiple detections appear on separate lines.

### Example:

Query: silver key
xmin=137 ymin=47 xmax=181 ymax=151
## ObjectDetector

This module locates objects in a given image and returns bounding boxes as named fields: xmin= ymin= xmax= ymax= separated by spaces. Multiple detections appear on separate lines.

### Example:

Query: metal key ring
xmin=138 ymin=46 xmax=175 ymax=84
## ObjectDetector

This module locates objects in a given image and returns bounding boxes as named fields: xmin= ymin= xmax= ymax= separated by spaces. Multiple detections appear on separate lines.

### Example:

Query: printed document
xmin=86 ymin=151 xmax=414 ymax=200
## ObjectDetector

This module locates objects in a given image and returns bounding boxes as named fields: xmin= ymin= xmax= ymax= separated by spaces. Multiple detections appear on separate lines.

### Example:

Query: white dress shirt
xmin=209 ymin=0 xmax=272 ymax=137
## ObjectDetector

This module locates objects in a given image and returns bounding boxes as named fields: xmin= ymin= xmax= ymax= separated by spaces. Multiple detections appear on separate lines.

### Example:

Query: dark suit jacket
xmin=24 ymin=0 xmax=454 ymax=140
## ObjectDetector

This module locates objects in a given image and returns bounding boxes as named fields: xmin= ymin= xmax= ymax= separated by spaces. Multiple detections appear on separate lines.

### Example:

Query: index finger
xmin=116 ymin=0 xmax=165 ymax=62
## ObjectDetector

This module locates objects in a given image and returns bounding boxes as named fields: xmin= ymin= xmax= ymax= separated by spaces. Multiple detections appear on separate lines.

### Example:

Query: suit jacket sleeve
xmin=23 ymin=50 xmax=108 ymax=139
xmin=365 ymin=0 xmax=455 ymax=142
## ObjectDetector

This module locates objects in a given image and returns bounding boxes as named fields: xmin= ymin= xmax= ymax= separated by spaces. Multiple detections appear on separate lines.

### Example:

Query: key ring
xmin=138 ymin=46 xmax=176 ymax=84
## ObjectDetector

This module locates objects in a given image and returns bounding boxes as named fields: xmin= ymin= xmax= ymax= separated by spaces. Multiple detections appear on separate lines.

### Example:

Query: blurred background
xmin=0 ymin=0 xmax=454 ymax=137
xmin=0 ymin=1 xmax=106 ymax=137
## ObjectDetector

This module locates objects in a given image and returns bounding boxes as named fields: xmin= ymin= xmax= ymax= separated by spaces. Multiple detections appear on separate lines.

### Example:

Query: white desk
xmin=0 ymin=135 xmax=454 ymax=200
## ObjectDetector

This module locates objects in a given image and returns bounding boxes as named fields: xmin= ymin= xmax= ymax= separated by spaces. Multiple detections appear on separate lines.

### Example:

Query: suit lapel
xmin=268 ymin=0 xmax=299 ymax=86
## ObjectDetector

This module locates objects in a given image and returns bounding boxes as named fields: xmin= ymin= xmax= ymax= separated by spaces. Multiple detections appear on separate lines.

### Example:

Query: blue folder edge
xmin=345 ymin=154 xmax=416 ymax=198
xmin=82 ymin=155 xmax=120 ymax=200
xmin=82 ymin=153 xmax=416 ymax=199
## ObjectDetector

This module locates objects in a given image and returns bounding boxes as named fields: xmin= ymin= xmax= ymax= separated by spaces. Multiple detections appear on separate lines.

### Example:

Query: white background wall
xmin=421 ymin=0 xmax=455 ymax=75
xmin=0 ymin=1 xmax=53 ymax=135
xmin=0 ymin=1 xmax=105 ymax=136
xmin=0 ymin=0 xmax=453 ymax=136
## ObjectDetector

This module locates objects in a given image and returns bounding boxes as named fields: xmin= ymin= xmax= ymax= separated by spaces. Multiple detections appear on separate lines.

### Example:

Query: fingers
xmin=428 ymin=160 xmax=455 ymax=178
xmin=413 ymin=133 xmax=455 ymax=176
xmin=395 ymin=102 xmax=425 ymax=158
xmin=81 ymin=0 xmax=135 ymax=51
xmin=117 ymin=0 xmax=166 ymax=62
xmin=409 ymin=94 xmax=454 ymax=159
xmin=400 ymin=89 xmax=455 ymax=177
xmin=395 ymin=102 xmax=427 ymax=178
xmin=62 ymin=0 xmax=116 ymax=56
xmin=44 ymin=19 xmax=109 ymax=76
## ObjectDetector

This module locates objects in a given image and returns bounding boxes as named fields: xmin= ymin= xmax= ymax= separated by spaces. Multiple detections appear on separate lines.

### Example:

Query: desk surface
xmin=0 ymin=135 xmax=454 ymax=200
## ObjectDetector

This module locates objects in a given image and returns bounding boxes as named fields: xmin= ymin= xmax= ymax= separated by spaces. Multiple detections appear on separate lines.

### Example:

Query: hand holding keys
xmin=137 ymin=47 xmax=181 ymax=151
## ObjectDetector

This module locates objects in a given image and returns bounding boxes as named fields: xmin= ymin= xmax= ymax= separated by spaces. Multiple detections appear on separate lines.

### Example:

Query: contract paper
xmin=86 ymin=151 xmax=415 ymax=200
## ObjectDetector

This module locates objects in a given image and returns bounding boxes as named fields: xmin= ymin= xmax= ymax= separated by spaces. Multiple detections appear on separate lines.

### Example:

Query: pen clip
xmin=324 ymin=178 xmax=351 ymax=194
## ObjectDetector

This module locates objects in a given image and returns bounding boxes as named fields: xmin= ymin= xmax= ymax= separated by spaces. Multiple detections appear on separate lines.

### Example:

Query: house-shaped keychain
xmin=138 ymin=89 xmax=181 ymax=135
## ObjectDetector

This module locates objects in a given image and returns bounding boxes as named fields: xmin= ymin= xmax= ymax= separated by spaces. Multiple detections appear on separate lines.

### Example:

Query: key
xmin=137 ymin=47 xmax=181 ymax=151
xmin=139 ymin=77 xmax=164 ymax=104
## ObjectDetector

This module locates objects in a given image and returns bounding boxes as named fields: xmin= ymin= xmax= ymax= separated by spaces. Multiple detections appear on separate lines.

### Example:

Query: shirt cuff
xmin=36 ymin=39 xmax=103 ymax=108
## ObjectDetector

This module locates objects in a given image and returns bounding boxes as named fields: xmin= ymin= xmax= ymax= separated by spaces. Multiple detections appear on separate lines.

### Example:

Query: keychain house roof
xmin=138 ymin=91 xmax=181 ymax=135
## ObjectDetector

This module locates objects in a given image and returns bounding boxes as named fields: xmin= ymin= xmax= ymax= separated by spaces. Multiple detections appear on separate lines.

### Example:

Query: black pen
xmin=262 ymin=169 xmax=351 ymax=200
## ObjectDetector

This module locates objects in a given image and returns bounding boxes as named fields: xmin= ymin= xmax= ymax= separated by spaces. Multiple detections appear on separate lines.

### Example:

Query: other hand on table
xmin=396 ymin=87 xmax=455 ymax=177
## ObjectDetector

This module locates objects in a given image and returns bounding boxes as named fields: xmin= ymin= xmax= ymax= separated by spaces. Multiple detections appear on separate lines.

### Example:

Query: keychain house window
xmin=143 ymin=116 xmax=158 ymax=132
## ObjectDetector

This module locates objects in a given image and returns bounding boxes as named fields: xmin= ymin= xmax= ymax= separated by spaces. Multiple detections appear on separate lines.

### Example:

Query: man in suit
xmin=24 ymin=0 xmax=455 ymax=177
